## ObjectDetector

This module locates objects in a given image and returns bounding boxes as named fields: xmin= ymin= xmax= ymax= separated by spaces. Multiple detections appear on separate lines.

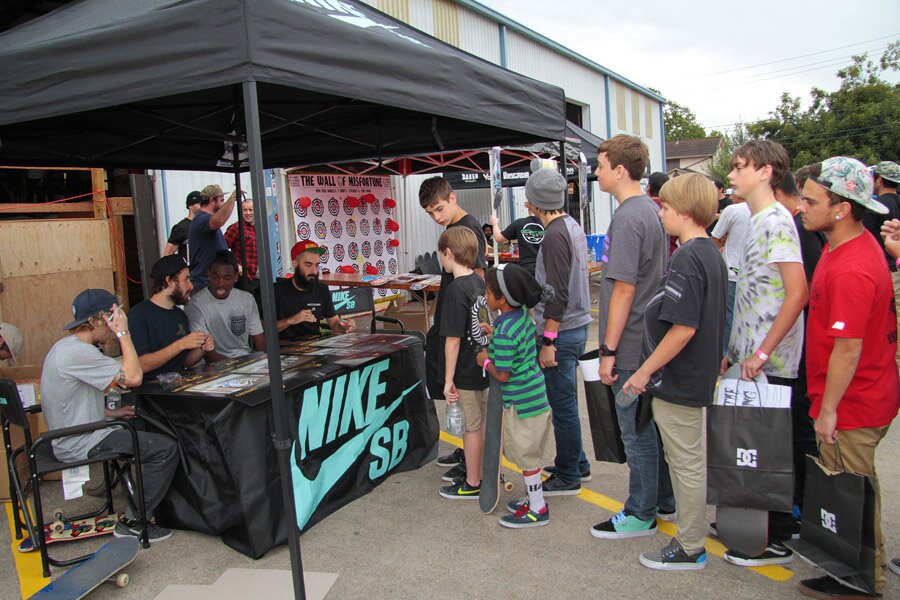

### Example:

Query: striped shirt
xmin=489 ymin=307 xmax=550 ymax=418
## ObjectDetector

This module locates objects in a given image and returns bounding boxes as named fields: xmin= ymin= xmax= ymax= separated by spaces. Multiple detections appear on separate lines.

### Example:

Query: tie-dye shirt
xmin=727 ymin=202 xmax=804 ymax=378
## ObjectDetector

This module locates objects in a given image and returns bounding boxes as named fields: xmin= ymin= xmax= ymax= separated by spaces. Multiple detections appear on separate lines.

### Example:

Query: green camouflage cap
xmin=872 ymin=160 xmax=900 ymax=184
xmin=814 ymin=157 xmax=886 ymax=214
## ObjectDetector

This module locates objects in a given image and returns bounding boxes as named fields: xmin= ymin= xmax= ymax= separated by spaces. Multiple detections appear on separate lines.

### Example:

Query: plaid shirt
xmin=224 ymin=221 xmax=258 ymax=280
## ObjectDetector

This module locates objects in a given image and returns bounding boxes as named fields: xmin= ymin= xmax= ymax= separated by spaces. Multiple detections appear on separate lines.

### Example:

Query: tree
xmin=663 ymin=100 xmax=707 ymax=141
xmin=707 ymin=122 xmax=750 ymax=184
xmin=748 ymin=41 xmax=900 ymax=167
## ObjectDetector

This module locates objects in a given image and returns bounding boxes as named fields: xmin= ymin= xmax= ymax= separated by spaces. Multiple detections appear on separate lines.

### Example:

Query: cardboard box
xmin=381 ymin=300 xmax=431 ymax=335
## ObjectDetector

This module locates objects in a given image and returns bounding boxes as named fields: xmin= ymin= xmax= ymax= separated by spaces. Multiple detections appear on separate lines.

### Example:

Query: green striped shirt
xmin=489 ymin=307 xmax=549 ymax=418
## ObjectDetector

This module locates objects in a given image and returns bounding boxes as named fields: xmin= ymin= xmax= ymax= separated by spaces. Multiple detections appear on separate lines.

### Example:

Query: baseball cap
xmin=290 ymin=240 xmax=326 ymax=261
xmin=186 ymin=190 xmax=203 ymax=208
xmin=814 ymin=157 xmax=886 ymax=214
xmin=872 ymin=161 xmax=900 ymax=184
xmin=0 ymin=322 xmax=23 ymax=363
xmin=150 ymin=255 xmax=189 ymax=280
xmin=63 ymin=289 xmax=117 ymax=330
xmin=200 ymin=184 xmax=224 ymax=199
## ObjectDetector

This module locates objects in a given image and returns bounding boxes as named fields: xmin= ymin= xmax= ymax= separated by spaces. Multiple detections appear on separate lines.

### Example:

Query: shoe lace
xmin=514 ymin=505 xmax=530 ymax=518
xmin=611 ymin=510 xmax=627 ymax=525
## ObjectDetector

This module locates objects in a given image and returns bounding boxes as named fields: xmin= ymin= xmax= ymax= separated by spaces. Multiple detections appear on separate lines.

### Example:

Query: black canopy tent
xmin=0 ymin=1 xmax=566 ymax=597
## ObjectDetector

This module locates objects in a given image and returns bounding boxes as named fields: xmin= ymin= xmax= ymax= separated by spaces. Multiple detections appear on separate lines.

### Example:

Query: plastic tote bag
xmin=578 ymin=349 xmax=625 ymax=463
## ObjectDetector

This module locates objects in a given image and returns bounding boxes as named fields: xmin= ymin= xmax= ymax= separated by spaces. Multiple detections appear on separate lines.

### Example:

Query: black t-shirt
xmin=274 ymin=277 xmax=336 ymax=340
xmin=862 ymin=192 xmax=900 ymax=271
xmin=644 ymin=237 xmax=727 ymax=407
xmin=794 ymin=213 xmax=826 ymax=283
xmin=439 ymin=273 xmax=489 ymax=391
xmin=433 ymin=213 xmax=487 ymax=326
xmin=129 ymin=299 xmax=191 ymax=379
xmin=502 ymin=216 xmax=544 ymax=276
xmin=167 ymin=217 xmax=191 ymax=261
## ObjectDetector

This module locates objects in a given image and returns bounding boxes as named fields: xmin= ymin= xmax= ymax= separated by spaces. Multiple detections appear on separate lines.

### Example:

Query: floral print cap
xmin=816 ymin=156 xmax=886 ymax=214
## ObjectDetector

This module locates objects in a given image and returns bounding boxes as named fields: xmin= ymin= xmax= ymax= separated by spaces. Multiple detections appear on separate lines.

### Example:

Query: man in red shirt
xmin=224 ymin=196 xmax=258 ymax=283
xmin=798 ymin=156 xmax=899 ymax=599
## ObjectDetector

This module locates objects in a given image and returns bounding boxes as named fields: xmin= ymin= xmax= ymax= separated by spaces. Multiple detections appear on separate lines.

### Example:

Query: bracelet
xmin=895 ymin=256 xmax=900 ymax=270
xmin=542 ymin=330 xmax=558 ymax=340
xmin=755 ymin=349 xmax=769 ymax=361
xmin=482 ymin=358 xmax=492 ymax=369
xmin=116 ymin=330 xmax=130 ymax=338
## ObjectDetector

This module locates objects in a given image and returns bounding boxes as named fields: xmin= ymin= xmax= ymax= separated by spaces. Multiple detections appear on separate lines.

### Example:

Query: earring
xmin=835 ymin=215 xmax=841 ymax=220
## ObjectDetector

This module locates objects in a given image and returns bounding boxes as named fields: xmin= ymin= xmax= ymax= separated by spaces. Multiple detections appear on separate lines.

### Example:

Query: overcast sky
xmin=478 ymin=0 xmax=899 ymax=136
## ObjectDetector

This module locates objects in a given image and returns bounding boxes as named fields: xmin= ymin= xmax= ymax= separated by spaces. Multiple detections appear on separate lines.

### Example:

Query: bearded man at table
xmin=275 ymin=240 xmax=355 ymax=340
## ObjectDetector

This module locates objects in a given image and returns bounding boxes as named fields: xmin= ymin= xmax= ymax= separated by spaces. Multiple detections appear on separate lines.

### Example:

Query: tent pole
xmin=559 ymin=140 xmax=569 ymax=217
xmin=233 ymin=91 xmax=249 ymax=289
xmin=242 ymin=80 xmax=308 ymax=600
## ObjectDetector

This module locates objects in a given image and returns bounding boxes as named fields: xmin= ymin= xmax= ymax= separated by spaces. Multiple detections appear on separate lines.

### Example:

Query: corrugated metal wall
xmin=432 ymin=0 xmax=459 ymax=45
xmin=457 ymin=8 xmax=500 ymax=64
xmin=377 ymin=0 xmax=409 ymax=23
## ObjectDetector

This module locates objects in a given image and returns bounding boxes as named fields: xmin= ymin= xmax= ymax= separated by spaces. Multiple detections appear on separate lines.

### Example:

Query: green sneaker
xmin=439 ymin=480 xmax=480 ymax=499
xmin=591 ymin=510 xmax=657 ymax=539
xmin=499 ymin=504 xmax=549 ymax=529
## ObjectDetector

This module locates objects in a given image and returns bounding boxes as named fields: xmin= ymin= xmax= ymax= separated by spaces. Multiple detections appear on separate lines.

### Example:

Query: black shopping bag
xmin=578 ymin=349 xmax=625 ymax=463
xmin=707 ymin=378 xmax=794 ymax=511
xmin=786 ymin=453 xmax=877 ymax=595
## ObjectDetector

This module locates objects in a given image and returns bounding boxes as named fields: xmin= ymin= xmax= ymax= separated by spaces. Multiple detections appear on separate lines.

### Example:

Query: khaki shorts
xmin=458 ymin=388 xmax=488 ymax=432
xmin=503 ymin=405 xmax=552 ymax=472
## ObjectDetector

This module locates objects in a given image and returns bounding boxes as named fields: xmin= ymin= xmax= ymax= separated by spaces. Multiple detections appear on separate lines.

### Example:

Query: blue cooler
xmin=586 ymin=234 xmax=606 ymax=261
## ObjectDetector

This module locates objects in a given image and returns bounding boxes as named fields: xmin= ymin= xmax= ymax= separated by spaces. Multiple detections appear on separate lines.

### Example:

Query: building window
xmin=565 ymin=102 xmax=583 ymax=127
xmin=631 ymin=92 xmax=641 ymax=135
xmin=644 ymin=98 xmax=654 ymax=139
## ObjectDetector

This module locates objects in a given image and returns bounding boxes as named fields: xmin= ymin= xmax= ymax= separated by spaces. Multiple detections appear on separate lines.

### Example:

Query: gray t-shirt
xmin=185 ymin=287 xmax=263 ymax=358
xmin=597 ymin=194 xmax=668 ymax=370
xmin=41 ymin=335 xmax=121 ymax=462
xmin=711 ymin=202 xmax=751 ymax=283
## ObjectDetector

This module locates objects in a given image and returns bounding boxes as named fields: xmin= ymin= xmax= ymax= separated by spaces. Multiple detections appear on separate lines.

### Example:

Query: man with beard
xmin=129 ymin=255 xmax=214 ymax=379
xmin=275 ymin=241 xmax=356 ymax=340
xmin=185 ymin=250 xmax=264 ymax=360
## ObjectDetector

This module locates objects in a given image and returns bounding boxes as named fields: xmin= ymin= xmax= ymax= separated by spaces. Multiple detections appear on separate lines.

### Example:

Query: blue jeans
xmin=612 ymin=369 xmax=675 ymax=521
xmin=538 ymin=325 xmax=590 ymax=484
xmin=724 ymin=280 xmax=737 ymax=351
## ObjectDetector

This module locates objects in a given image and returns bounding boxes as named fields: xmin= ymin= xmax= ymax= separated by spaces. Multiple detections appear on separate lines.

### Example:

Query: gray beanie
xmin=525 ymin=168 xmax=566 ymax=211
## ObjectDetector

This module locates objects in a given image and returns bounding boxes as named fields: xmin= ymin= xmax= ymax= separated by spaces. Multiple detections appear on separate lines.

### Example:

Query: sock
xmin=523 ymin=471 xmax=545 ymax=512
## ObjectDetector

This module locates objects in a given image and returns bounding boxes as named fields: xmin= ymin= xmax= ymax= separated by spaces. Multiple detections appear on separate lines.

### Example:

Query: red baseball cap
xmin=290 ymin=240 xmax=326 ymax=261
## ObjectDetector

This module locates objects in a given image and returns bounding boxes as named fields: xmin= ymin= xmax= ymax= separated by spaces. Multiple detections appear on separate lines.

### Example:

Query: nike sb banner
xmin=289 ymin=342 xmax=438 ymax=531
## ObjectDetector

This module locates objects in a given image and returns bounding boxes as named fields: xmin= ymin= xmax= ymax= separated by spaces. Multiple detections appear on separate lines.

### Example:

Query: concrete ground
xmin=3 ymin=292 xmax=900 ymax=600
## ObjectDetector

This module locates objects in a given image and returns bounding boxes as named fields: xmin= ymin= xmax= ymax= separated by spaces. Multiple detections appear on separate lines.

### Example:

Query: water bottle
xmin=614 ymin=387 xmax=638 ymax=408
xmin=106 ymin=387 xmax=122 ymax=411
xmin=446 ymin=402 xmax=465 ymax=435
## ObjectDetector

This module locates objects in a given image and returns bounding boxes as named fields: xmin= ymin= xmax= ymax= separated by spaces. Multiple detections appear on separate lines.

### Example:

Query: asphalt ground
xmin=3 ymin=300 xmax=899 ymax=600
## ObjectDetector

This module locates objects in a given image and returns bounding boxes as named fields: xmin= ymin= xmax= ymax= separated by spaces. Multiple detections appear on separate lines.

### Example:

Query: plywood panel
xmin=0 ymin=268 xmax=115 ymax=366
xmin=0 ymin=220 xmax=112 ymax=278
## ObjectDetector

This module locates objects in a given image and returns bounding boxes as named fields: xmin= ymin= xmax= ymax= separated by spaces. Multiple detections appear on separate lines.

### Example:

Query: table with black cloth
xmin=135 ymin=333 xmax=437 ymax=558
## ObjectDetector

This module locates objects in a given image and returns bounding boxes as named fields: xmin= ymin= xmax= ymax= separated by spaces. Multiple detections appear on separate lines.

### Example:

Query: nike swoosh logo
xmin=291 ymin=380 xmax=421 ymax=529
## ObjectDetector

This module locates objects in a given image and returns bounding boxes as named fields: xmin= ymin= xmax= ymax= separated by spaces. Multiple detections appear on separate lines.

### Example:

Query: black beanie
xmin=497 ymin=263 xmax=555 ymax=309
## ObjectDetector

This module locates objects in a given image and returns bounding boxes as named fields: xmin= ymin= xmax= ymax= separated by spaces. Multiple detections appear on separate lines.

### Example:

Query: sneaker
xmin=639 ymin=538 xmax=707 ymax=571
xmin=441 ymin=463 xmax=466 ymax=482
xmin=506 ymin=498 xmax=529 ymax=513
xmin=499 ymin=504 xmax=549 ymax=529
xmin=541 ymin=474 xmax=581 ymax=496
xmin=657 ymin=508 xmax=677 ymax=522
xmin=114 ymin=519 xmax=172 ymax=543
xmin=591 ymin=510 xmax=658 ymax=539
xmin=709 ymin=520 xmax=799 ymax=540
xmin=724 ymin=542 xmax=793 ymax=567
xmin=708 ymin=521 xmax=719 ymax=537
xmin=542 ymin=465 xmax=592 ymax=482
xmin=889 ymin=558 xmax=900 ymax=576
xmin=435 ymin=447 xmax=464 ymax=467
xmin=798 ymin=575 xmax=882 ymax=599
xmin=439 ymin=480 xmax=481 ymax=499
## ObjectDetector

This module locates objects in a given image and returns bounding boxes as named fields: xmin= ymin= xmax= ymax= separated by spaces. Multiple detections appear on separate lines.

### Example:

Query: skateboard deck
xmin=30 ymin=537 xmax=139 ymax=599
xmin=410 ymin=276 xmax=440 ymax=291
xmin=19 ymin=513 xmax=123 ymax=553
xmin=480 ymin=380 xmax=512 ymax=513
xmin=716 ymin=506 xmax=769 ymax=557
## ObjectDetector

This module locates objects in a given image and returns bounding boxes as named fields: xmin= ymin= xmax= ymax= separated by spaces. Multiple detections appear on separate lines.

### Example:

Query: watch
xmin=541 ymin=336 xmax=556 ymax=347
xmin=599 ymin=344 xmax=617 ymax=357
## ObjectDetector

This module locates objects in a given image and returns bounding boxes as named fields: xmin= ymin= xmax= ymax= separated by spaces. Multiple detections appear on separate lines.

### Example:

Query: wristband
xmin=755 ymin=349 xmax=769 ymax=362
xmin=482 ymin=358 xmax=492 ymax=369
xmin=895 ymin=257 xmax=900 ymax=270
xmin=542 ymin=330 xmax=558 ymax=340
xmin=116 ymin=330 xmax=130 ymax=338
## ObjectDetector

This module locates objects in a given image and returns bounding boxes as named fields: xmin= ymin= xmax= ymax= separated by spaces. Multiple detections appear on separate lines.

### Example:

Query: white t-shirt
xmin=711 ymin=202 xmax=751 ymax=283
xmin=185 ymin=287 xmax=263 ymax=358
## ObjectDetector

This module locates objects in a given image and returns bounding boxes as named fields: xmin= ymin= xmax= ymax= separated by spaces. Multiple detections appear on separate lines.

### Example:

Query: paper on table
xmin=62 ymin=465 xmax=91 ymax=500
xmin=17 ymin=383 xmax=37 ymax=408
xmin=714 ymin=378 xmax=791 ymax=409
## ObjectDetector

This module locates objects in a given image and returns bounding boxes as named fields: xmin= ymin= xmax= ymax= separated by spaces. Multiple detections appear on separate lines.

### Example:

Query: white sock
xmin=524 ymin=472 xmax=546 ymax=512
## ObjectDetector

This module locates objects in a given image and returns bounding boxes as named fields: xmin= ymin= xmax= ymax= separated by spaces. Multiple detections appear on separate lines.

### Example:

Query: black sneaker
xmin=709 ymin=520 xmax=799 ymax=541
xmin=114 ymin=519 xmax=172 ymax=544
xmin=439 ymin=480 xmax=481 ymax=499
xmin=435 ymin=447 xmax=464 ymax=467
xmin=542 ymin=465 xmax=591 ymax=482
xmin=639 ymin=538 xmax=707 ymax=571
xmin=724 ymin=542 xmax=793 ymax=567
xmin=708 ymin=521 xmax=718 ymax=537
xmin=889 ymin=558 xmax=900 ymax=576
xmin=798 ymin=575 xmax=881 ymax=598
xmin=541 ymin=474 xmax=581 ymax=496
xmin=441 ymin=463 xmax=466 ymax=482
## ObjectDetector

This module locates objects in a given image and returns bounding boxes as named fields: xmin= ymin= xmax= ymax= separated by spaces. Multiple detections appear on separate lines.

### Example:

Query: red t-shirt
xmin=806 ymin=230 xmax=899 ymax=429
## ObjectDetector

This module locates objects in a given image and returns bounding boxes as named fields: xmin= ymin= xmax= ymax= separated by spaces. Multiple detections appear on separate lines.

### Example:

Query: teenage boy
xmin=477 ymin=264 xmax=552 ymax=527
xmin=711 ymin=193 xmax=750 ymax=348
xmin=798 ymin=157 xmax=898 ymax=599
xmin=436 ymin=227 xmax=490 ymax=499
xmin=721 ymin=139 xmax=808 ymax=568
xmin=870 ymin=161 xmax=900 ymax=373
xmin=621 ymin=174 xmax=726 ymax=570
xmin=418 ymin=176 xmax=487 ymax=477
xmin=594 ymin=134 xmax=675 ymax=537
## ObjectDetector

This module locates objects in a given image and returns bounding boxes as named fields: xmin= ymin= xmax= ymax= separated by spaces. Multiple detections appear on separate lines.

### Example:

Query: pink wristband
xmin=542 ymin=330 xmax=558 ymax=340
xmin=482 ymin=358 xmax=493 ymax=369
xmin=895 ymin=257 xmax=900 ymax=270
xmin=755 ymin=349 xmax=769 ymax=362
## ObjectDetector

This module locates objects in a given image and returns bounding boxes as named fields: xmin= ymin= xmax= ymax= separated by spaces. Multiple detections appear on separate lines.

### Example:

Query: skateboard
xmin=30 ymin=537 xmax=139 ymax=599
xmin=19 ymin=512 xmax=123 ymax=553
xmin=479 ymin=380 xmax=513 ymax=513
xmin=410 ymin=276 xmax=441 ymax=291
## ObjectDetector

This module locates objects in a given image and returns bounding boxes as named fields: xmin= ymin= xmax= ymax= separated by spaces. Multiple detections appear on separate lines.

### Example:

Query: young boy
xmin=476 ymin=264 xmax=553 ymax=527
xmin=418 ymin=176 xmax=487 ymax=478
xmin=721 ymin=139 xmax=808 ymax=567
xmin=621 ymin=174 xmax=727 ymax=570
xmin=436 ymin=227 xmax=490 ymax=499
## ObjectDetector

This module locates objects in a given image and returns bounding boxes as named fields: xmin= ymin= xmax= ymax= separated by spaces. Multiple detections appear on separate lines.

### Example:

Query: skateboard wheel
xmin=116 ymin=573 xmax=129 ymax=587
xmin=503 ymin=481 xmax=514 ymax=492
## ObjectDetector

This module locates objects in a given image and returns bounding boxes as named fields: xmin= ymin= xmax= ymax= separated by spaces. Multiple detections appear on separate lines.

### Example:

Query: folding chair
xmin=330 ymin=287 xmax=426 ymax=345
xmin=0 ymin=379 xmax=150 ymax=577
